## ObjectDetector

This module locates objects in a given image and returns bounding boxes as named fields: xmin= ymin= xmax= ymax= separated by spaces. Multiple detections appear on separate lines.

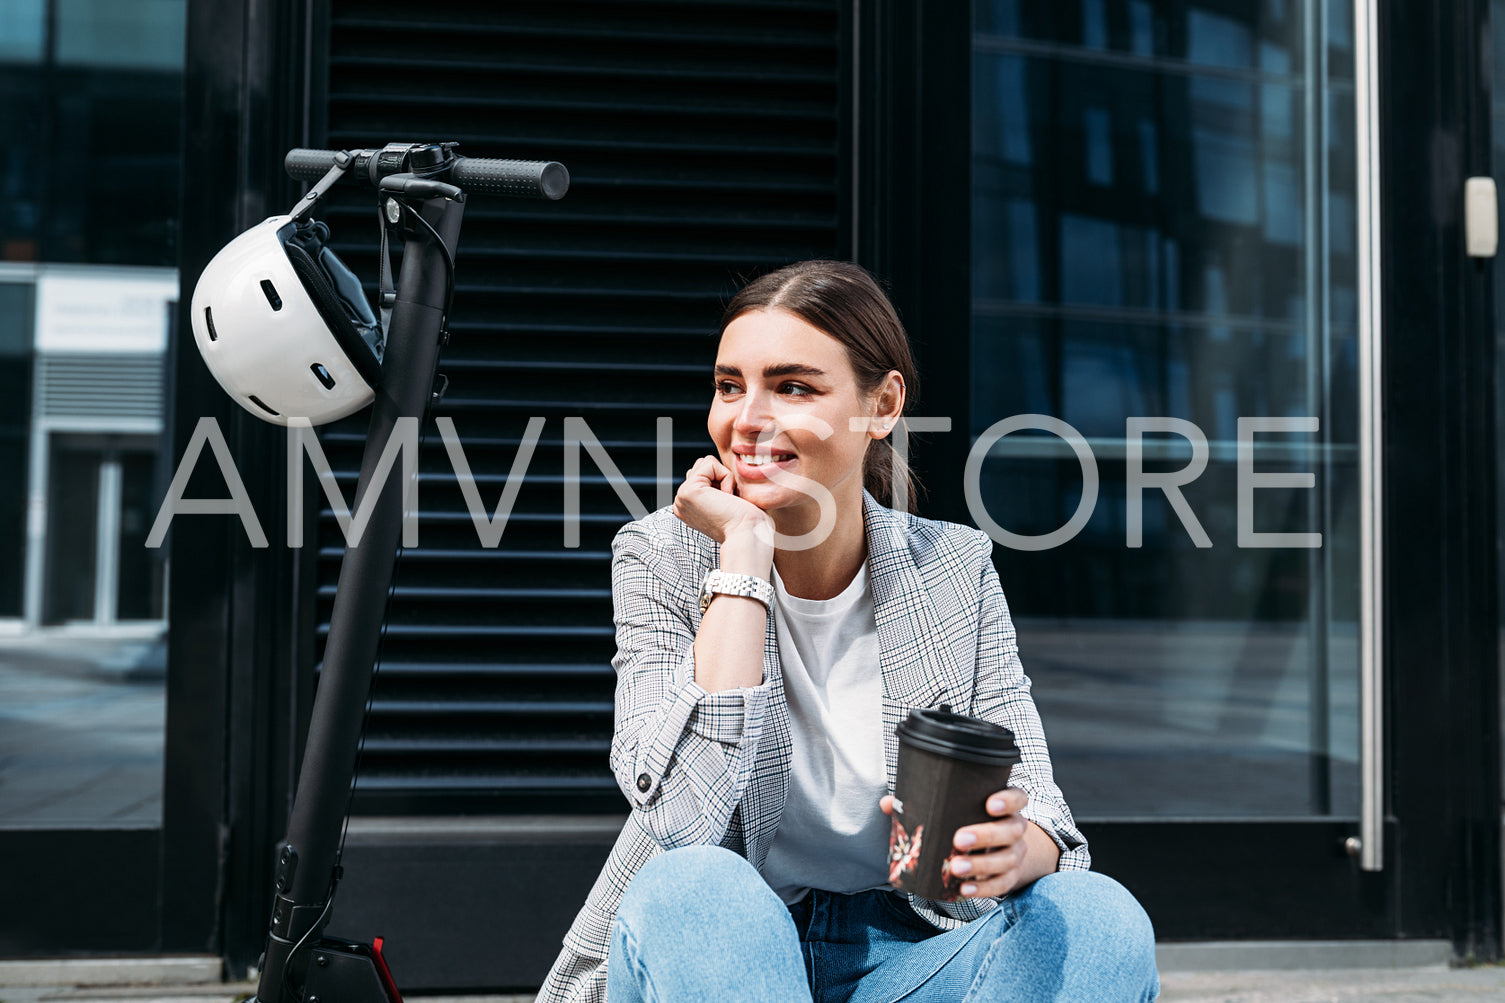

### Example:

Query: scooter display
xmin=191 ymin=141 xmax=569 ymax=1003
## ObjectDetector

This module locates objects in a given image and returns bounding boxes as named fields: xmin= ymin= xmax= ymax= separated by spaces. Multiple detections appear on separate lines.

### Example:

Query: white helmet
xmin=190 ymin=215 xmax=384 ymax=425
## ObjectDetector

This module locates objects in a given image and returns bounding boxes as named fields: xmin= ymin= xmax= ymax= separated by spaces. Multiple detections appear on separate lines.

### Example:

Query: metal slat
xmin=330 ymin=54 xmax=831 ymax=86
xmin=320 ymin=0 xmax=839 ymax=811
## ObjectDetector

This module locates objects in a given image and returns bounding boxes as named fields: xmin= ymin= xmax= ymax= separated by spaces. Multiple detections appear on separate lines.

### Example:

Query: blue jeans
xmin=608 ymin=845 xmax=1160 ymax=1002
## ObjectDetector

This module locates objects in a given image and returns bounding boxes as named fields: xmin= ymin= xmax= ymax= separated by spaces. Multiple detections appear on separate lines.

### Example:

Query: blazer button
xmin=636 ymin=773 xmax=651 ymax=793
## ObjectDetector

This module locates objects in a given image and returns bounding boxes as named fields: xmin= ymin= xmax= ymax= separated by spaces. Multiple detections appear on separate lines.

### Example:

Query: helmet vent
xmin=311 ymin=363 xmax=336 ymax=390
xmin=204 ymin=307 xmax=218 ymax=341
xmin=260 ymin=279 xmax=283 ymax=311
xmin=247 ymin=395 xmax=280 ymax=417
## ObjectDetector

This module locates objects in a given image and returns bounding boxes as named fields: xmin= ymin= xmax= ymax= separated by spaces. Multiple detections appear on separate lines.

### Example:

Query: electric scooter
xmin=243 ymin=142 xmax=569 ymax=1003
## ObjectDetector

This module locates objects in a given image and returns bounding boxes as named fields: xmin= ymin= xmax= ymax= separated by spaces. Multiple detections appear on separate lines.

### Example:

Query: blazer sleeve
xmin=968 ymin=538 xmax=1092 ymax=872
xmin=606 ymin=517 xmax=775 ymax=850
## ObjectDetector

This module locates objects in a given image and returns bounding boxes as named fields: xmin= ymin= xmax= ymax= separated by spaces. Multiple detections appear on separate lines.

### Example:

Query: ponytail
xmin=864 ymin=422 xmax=919 ymax=513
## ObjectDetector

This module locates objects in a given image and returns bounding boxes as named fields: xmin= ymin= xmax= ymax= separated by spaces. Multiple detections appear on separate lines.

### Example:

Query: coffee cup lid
xmin=897 ymin=708 xmax=1020 ymax=765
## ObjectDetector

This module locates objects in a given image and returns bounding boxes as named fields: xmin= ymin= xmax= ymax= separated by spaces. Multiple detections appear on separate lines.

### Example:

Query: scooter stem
xmin=252 ymin=189 xmax=465 ymax=1003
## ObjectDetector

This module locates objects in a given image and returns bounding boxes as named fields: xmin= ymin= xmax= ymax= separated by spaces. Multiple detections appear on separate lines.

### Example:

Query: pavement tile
xmin=6 ymin=970 xmax=1505 ymax=1003
xmin=0 ymin=993 xmax=538 ymax=1003
xmin=1158 ymin=965 xmax=1505 ymax=1002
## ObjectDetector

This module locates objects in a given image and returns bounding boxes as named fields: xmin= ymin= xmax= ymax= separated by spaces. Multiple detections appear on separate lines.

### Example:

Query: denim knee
xmin=610 ymin=845 xmax=812 ymax=1003
xmin=1026 ymin=870 xmax=1157 ymax=964
xmin=618 ymin=844 xmax=775 ymax=924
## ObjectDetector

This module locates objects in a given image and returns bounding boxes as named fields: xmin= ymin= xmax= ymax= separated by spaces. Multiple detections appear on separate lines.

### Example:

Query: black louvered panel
xmin=315 ymin=0 xmax=844 ymax=813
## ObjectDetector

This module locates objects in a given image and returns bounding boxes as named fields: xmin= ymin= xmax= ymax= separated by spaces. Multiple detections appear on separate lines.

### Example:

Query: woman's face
xmin=709 ymin=308 xmax=886 ymax=521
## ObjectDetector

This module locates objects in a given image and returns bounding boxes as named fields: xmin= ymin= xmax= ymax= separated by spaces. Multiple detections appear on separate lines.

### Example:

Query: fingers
xmin=683 ymin=455 xmax=736 ymax=490
xmin=715 ymin=457 xmax=737 ymax=494
xmin=673 ymin=457 xmax=715 ymax=522
xmin=947 ymin=788 xmax=1031 ymax=898
xmin=946 ymin=840 xmax=1028 ymax=898
xmin=684 ymin=455 xmax=717 ymax=485
xmin=952 ymin=788 xmax=1028 ymax=850
xmin=953 ymin=812 xmax=1027 ymax=853
xmin=672 ymin=455 xmax=765 ymax=542
xmin=986 ymin=787 xmax=1029 ymax=817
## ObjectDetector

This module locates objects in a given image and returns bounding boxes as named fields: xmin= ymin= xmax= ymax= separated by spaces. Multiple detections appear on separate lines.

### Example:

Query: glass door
xmin=42 ymin=434 xmax=166 ymax=625
xmin=966 ymin=0 xmax=1377 ymax=937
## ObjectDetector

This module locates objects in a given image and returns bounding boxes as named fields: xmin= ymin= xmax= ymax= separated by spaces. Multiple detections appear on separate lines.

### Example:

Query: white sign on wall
xmin=35 ymin=270 xmax=179 ymax=354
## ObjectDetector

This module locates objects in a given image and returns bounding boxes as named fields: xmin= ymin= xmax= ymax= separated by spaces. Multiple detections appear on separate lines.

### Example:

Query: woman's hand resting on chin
xmin=678 ymin=456 xmax=775 ymax=690
xmin=673 ymin=455 xmax=774 ymax=546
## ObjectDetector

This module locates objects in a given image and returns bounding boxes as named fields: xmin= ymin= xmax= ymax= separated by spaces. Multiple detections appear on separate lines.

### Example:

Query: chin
xmin=735 ymin=484 xmax=795 ymax=511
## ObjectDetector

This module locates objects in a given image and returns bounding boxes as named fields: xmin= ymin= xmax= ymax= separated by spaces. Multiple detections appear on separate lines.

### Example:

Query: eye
xmin=714 ymin=379 xmax=743 ymax=397
xmin=779 ymin=381 xmax=814 ymax=397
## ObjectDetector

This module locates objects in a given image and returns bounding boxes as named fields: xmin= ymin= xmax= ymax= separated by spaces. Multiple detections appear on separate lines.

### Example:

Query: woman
xmin=536 ymin=261 xmax=1159 ymax=1003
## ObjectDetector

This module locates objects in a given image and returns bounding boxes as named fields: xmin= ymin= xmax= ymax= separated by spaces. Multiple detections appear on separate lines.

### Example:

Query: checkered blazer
xmin=534 ymin=493 xmax=1089 ymax=1003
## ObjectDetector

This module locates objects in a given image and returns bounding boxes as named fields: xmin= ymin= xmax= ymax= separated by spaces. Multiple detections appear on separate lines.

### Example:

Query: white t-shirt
xmin=760 ymin=562 xmax=893 ymax=905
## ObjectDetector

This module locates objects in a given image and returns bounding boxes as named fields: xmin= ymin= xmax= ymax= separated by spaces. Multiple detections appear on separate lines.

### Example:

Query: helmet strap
xmin=288 ymin=150 xmax=354 ymax=223
xmin=377 ymin=199 xmax=397 ymax=337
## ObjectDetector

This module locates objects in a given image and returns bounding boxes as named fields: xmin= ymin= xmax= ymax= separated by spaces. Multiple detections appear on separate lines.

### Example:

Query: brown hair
xmin=720 ymin=260 xmax=920 ymax=512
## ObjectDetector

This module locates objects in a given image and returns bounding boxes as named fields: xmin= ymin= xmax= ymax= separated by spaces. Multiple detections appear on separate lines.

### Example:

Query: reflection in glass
xmin=0 ymin=634 xmax=166 ymax=826
xmin=56 ymin=0 xmax=187 ymax=70
xmin=0 ymin=1 xmax=180 ymax=830
xmin=43 ymin=440 xmax=101 ymax=625
xmin=0 ymin=284 xmax=33 ymax=617
xmin=117 ymin=450 xmax=167 ymax=622
xmin=0 ymin=1 xmax=45 ymax=63
xmin=971 ymin=1 xmax=1358 ymax=817
xmin=0 ymin=0 xmax=185 ymax=265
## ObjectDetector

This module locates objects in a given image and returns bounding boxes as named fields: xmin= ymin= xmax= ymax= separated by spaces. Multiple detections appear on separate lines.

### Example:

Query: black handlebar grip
xmin=451 ymin=157 xmax=570 ymax=200
xmin=285 ymin=148 xmax=352 ymax=182
xmin=283 ymin=148 xmax=569 ymax=199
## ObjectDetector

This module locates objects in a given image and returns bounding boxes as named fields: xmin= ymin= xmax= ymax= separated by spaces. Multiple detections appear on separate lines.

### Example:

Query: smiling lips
xmin=733 ymin=446 xmax=796 ymax=479
xmin=741 ymin=452 xmax=794 ymax=467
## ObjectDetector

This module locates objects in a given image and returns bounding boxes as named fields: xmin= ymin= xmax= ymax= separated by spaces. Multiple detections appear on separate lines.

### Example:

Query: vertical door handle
xmin=1354 ymin=0 xmax=1384 ymax=873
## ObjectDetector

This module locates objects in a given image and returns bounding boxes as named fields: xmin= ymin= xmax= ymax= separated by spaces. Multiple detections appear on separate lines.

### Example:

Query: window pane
xmin=0 ymin=0 xmax=45 ymax=64
xmin=0 ymin=283 xmax=33 ymax=616
xmin=0 ymin=2 xmax=178 ymax=833
xmin=970 ymin=0 xmax=1358 ymax=818
xmin=55 ymin=0 xmax=186 ymax=70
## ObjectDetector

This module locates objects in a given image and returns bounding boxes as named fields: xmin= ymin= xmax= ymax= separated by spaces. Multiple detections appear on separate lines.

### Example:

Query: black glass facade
xmin=0 ymin=283 xmax=33 ymax=617
xmin=2 ymin=0 xmax=184 ymax=265
xmin=973 ymin=0 xmax=1358 ymax=617
xmin=970 ymin=0 xmax=1362 ymax=818
xmin=0 ymin=0 xmax=181 ymax=846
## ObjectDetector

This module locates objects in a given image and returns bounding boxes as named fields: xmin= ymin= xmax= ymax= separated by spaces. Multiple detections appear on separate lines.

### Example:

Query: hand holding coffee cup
xmin=883 ymin=708 xmax=1024 ymax=902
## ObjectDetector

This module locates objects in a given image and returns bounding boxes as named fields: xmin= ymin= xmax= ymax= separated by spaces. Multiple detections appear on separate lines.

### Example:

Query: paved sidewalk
xmin=6 ymin=968 xmax=1505 ymax=1003
xmin=0 ymin=986 xmax=540 ymax=1003
xmin=0 ymin=633 xmax=167 ymax=828
xmin=1159 ymin=965 xmax=1505 ymax=1001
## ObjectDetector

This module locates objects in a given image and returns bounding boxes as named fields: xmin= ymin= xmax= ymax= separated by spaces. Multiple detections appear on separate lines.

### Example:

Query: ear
xmin=868 ymin=371 xmax=906 ymax=440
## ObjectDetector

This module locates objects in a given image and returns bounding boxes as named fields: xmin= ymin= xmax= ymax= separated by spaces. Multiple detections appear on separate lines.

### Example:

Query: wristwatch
xmin=700 ymin=569 xmax=775 ymax=614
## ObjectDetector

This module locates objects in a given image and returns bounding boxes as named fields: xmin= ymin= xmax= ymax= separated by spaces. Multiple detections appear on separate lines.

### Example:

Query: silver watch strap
xmin=701 ymin=570 xmax=774 ymax=613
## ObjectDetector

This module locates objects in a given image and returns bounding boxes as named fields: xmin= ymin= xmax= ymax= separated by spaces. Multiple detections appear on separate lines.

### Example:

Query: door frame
xmin=157 ymin=0 xmax=309 ymax=966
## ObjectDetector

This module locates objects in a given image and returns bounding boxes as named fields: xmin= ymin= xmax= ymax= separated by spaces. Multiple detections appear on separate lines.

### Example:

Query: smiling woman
xmin=714 ymin=261 xmax=920 ymax=519
xmin=710 ymin=305 xmax=901 ymax=544
xmin=535 ymin=260 xmax=1158 ymax=1003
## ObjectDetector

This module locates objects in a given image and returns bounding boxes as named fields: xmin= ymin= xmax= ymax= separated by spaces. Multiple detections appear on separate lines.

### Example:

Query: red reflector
xmin=371 ymin=936 xmax=403 ymax=1003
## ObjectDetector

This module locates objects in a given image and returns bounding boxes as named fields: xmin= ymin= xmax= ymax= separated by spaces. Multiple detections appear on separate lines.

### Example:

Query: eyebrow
xmin=714 ymin=363 xmax=828 ymax=379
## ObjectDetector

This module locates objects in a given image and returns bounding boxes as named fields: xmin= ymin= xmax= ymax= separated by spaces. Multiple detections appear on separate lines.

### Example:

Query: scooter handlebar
xmin=284 ymin=147 xmax=569 ymax=200
xmin=453 ymin=157 xmax=569 ymax=200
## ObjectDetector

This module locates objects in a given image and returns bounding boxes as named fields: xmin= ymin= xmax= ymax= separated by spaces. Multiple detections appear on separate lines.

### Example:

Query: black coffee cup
xmin=888 ymin=708 xmax=1021 ymax=901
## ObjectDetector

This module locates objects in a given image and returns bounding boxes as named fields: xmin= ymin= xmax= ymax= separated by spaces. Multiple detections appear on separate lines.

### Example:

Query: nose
xmin=734 ymin=388 xmax=772 ymax=437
